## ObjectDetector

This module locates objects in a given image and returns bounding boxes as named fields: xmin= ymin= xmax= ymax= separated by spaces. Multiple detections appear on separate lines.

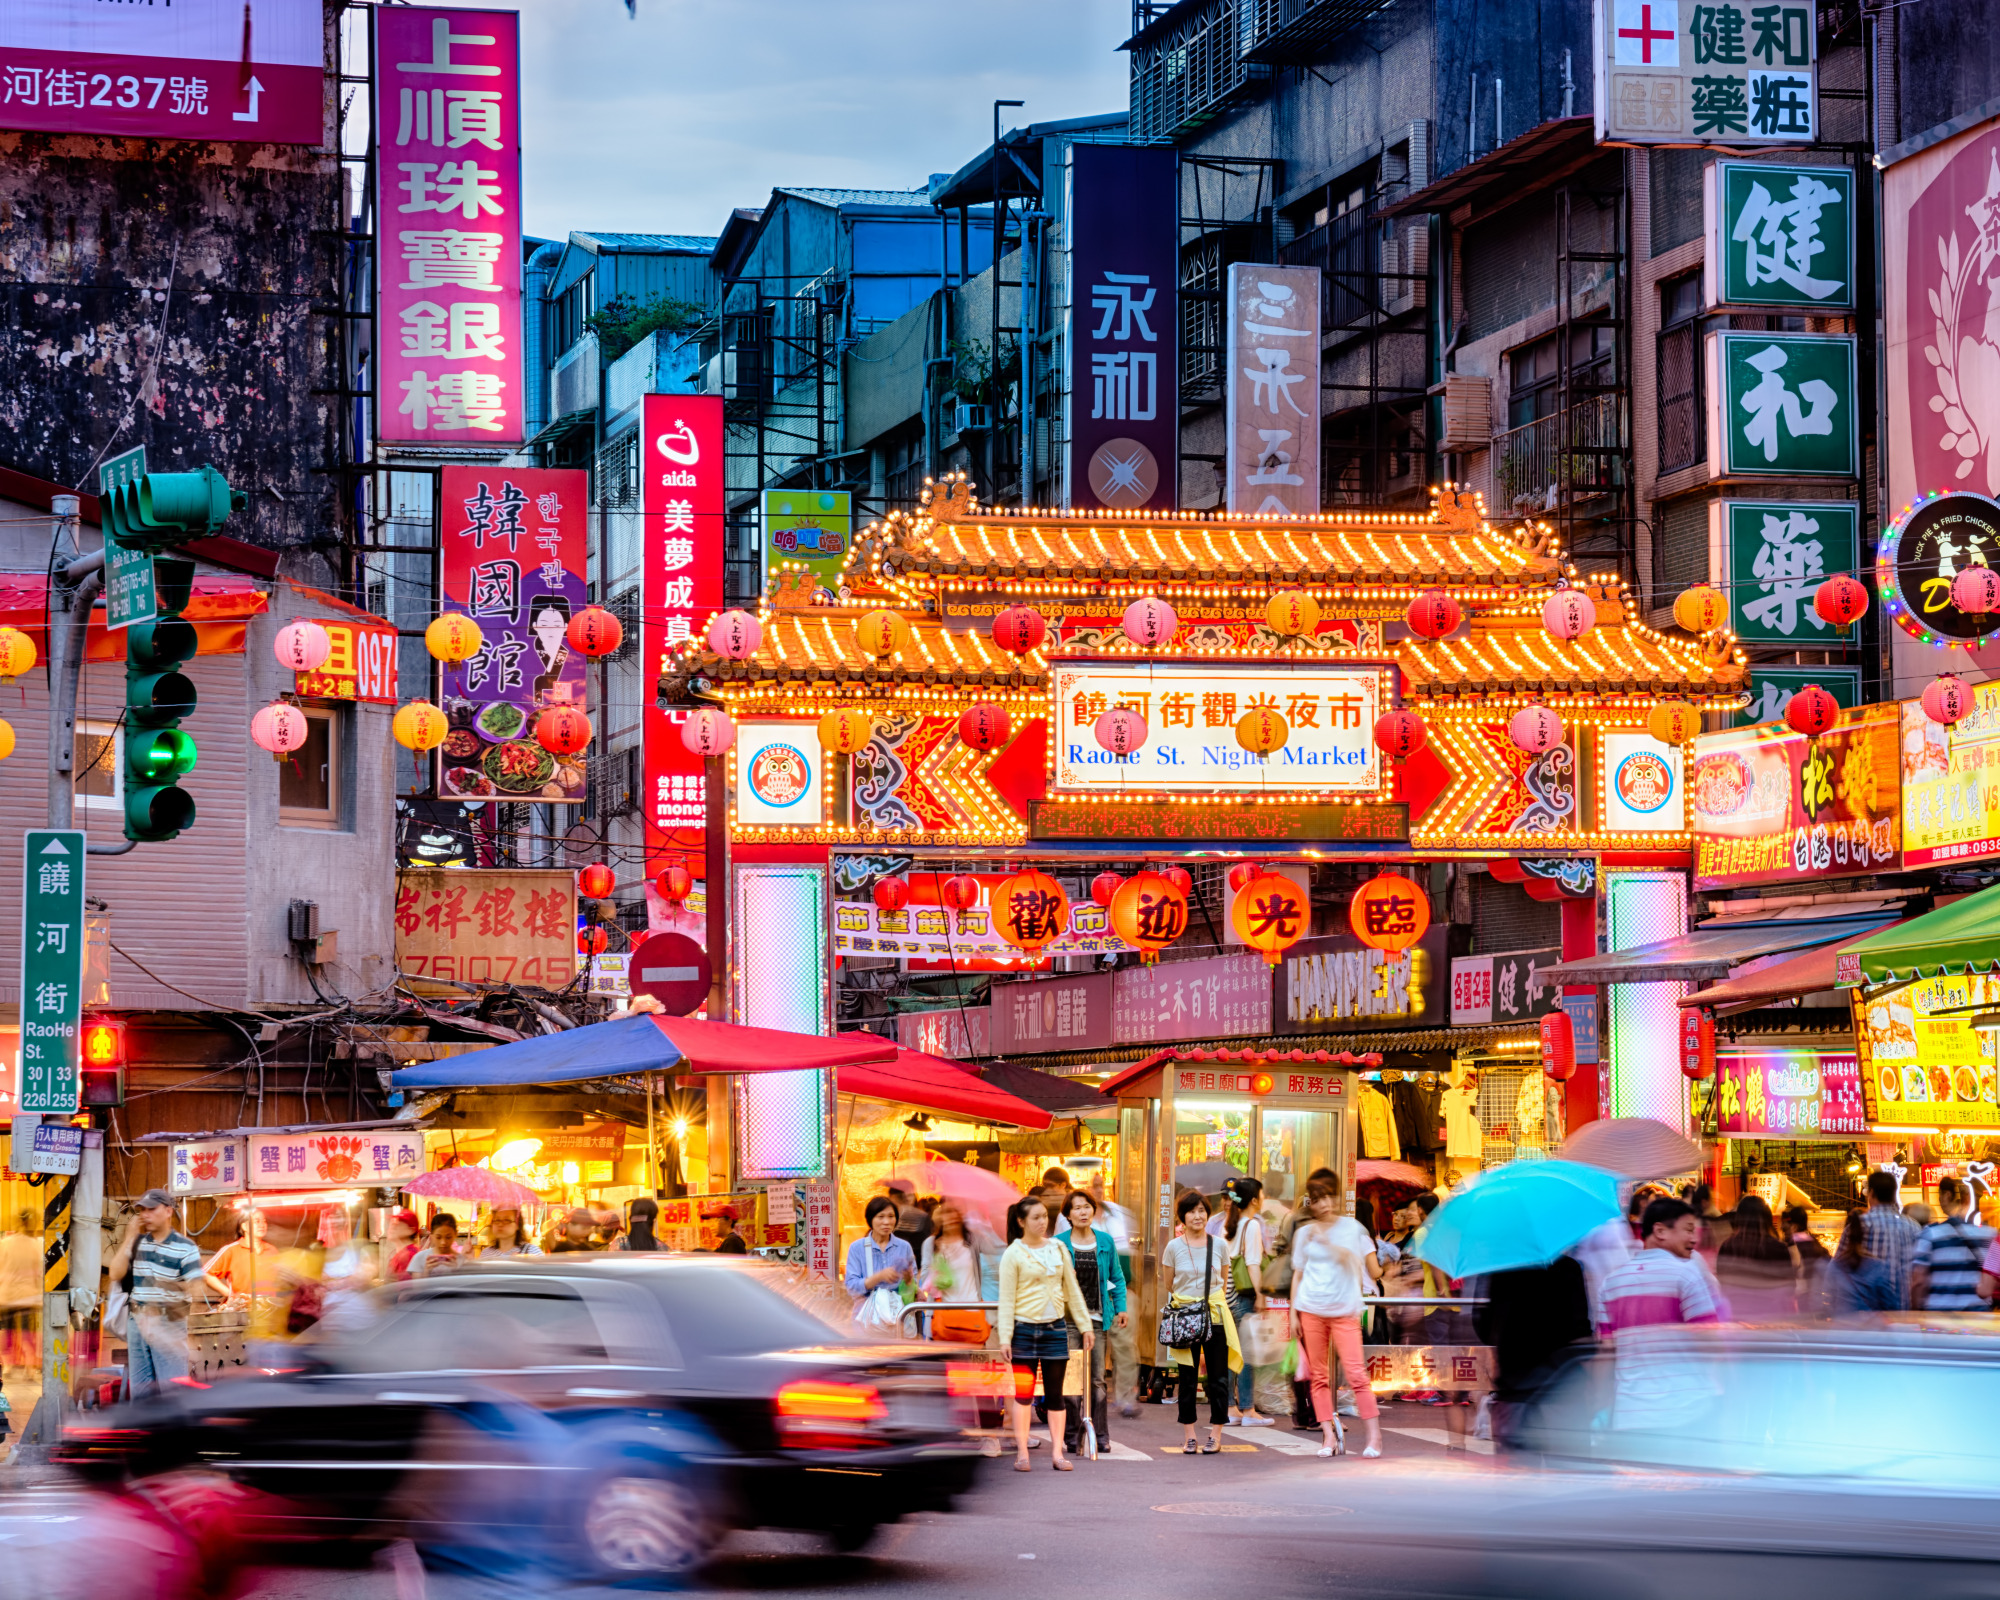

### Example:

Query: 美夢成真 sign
xmin=1051 ymin=661 xmax=1389 ymax=795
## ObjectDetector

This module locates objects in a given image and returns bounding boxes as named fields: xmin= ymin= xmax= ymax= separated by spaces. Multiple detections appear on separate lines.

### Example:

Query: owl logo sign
xmin=1615 ymin=750 xmax=1674 ymax=814
xmin=748 ymin=743 xmax=812 ymax=810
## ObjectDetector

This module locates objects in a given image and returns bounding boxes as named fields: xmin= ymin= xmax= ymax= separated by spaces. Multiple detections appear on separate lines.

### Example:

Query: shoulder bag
xmin=1161 ymin=1238 xmax=1214 ymax=1348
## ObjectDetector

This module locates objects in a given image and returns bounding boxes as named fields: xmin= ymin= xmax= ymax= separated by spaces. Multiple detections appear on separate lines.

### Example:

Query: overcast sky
xmin=509 ymin=0 xmax=1133 ymax=242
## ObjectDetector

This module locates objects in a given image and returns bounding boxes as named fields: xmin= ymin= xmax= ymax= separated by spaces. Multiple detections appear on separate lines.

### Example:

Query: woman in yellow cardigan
xmin=1162 ymin=1190 xmax=1239 ymax=1454
xmin=998 ymin=1194 xmax=1094 ymax=1472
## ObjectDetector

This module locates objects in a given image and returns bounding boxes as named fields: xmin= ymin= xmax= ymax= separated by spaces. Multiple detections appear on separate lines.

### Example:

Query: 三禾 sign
xmin=1705 ymin=161 xmax=1855 ymax=312
xmin=1112 ymin=953 xmax=1272 ymax=1045
xmin=1706 ymin=332 xmax=1858 ymax=478
xmin=1713 ymin=1052 xmax=1864 ymax=1137
xmin=1594 ymin=0 xmax=1816 ymax=146
xmin=1050 ymin=661 xmax=1388 ymax=794
xmin=1224 ymin=263 xmax=1320 ymax=516
xmin=247 ymin=1129 xmax=424 ymax=1190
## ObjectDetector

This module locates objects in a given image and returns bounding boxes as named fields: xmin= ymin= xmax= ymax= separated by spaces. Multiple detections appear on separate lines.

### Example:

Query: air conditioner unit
xmin=1440 ymin=374 xmax=1493 ymax=452
xmin=952 ymin=403 xmax=993 ymax=433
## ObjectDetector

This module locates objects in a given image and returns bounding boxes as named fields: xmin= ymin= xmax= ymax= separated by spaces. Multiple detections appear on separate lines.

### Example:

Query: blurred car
xmin=1271 ymin=1323 xmax=2000 ymax=1600
xmin=56 ymin=1255 xmax=984 ymax=1582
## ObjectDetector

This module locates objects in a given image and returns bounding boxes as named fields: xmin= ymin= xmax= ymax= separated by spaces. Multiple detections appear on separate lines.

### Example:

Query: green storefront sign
xmin=1707 ymin=161 xmax=1854 ymax=312
xmin=1734 ymin=666 xmax=1862 ymax=727
xmin=18 ymin=830 xmax=86 ymax=1114
xmin=1709 ymin=332 xmax=1858 ymax=478
xmin=1721 ymin=499 xmax=1860 ymax=643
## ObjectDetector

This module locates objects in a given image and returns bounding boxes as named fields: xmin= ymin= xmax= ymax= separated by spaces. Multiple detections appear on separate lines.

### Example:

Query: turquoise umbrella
xmin=1412 ymin=1159 xmax=1621 ymax=1280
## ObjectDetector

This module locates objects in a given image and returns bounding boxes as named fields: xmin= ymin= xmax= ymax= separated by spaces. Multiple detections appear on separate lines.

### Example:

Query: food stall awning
xmin=1847 ymin=883 xmax=2000 ymax=984
xmin=692 ymin=1041 xmax=1054 ymax=1131
xmin=1540 ymin=911 xmax=1899 ymax=986
xmin=1678 ymin=921 xmax=1910 ymax=1015
xmin=389 ymin=1013 xmax=895 ymax=1089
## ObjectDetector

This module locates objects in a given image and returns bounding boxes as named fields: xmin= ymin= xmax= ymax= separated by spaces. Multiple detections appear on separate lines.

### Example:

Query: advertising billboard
xmin=1593 ymin=0 xmax=1816 ymax=146
xmin=1857 ymin=975 xmax=2000 ymax=1131
xmin=1450 ymin=946 xmax=1563 ymax=1027
xmin=1703 ymin=160 xmax=1855 ymax=312
xmin=1280 ymin=928 xmax=1447 ymax=1033
xmin=1067 ymin=143 xmax=1178 ymax=512
xmin=763 ymin=490 xmax=851 ymax=605
xmin=1224 ymin=263 xmax=1320 ymax=515
xmin=0 ymin=0 xmax=322 ymax=143
xmin=373 ymin=8 xmax=524 ymax=446
xmin=735 ymin=721 xmax=825 ymax=827
xmin=1900 ymin=682 xmax=2000 ymax=867
xmin=436 ymin=466 xmax=589 ymax=804
xmin=1601 ymin=731 xmax=1685 ymax=832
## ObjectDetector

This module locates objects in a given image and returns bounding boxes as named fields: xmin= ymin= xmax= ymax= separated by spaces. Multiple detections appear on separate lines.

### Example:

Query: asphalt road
xmin=215 ymin=1401 xmax=1491 ymax=1599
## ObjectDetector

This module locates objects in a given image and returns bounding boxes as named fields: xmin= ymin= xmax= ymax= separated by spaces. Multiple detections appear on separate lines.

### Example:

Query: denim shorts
xmin=1010 ymin=1318 xmax=1071 ymax=1361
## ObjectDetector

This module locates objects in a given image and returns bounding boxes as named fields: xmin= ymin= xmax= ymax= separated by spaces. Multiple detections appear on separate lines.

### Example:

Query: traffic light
xmin=79 ymin=1017 xmax=126 ymax=1107
xmin=103 ymin=467 xmax=244 ymax=844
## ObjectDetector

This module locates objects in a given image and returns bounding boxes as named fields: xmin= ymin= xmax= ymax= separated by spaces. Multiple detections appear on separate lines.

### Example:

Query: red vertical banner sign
xmin=436 ymin=466 xmax=590 ymax=803
xmin=642 ymin=394 xmax=726 ymax=879
xmin=372 ymin=8 xmax=525 ymax=446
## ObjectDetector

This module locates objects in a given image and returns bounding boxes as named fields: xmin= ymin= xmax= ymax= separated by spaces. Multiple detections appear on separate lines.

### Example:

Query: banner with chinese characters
xmin=895 ymin=1006 xmax=994 ymax=1060
xmin=1225 ymin=263 xmax=1320 ymax=515
xmin=1705 ymin=332 xmax=1858 ymax=478
xmin=1280 ymin=929 xmax=1447 ymax=1033
xmin=1690 ymin=704 xmax=1900 ymax=888
xmin=938 ymin=593 xmax=1373 ymax=651
xmin=1067 ymin=143 xmax=1178 ymax=511
xmin=1704 ymin=161 xmax=1855 ymax=312
xmin=0 ymin=0 xmax=322 ymax=143
xmin=394 ymin=868 xmax=577 ymax=995
xmin=833 ymin=896 xmax=1131 ymax=966
xmin=373 ymin=8 xmax=523 ymax=444
xmin=248 ymin=1128 xmax=425 ymax=1190
xmin=1113 ymin=954 xmax=1272 ymax=1046
xmin=292 ymin=616 xmax=400 ymax=705
xmin=991 ymin=973 xmax=1113 ymax=1053
xmin=1716 ymin=500 xmax=1860 ymax=646
xmin=167 ymin=1137 xmax=245 ymax=1196
xmin=1449 ymin=945 xmax=1562 ymax=1027
xmin=1713 ymin=1051 xmax=1864 ymax=1138
xmin=1902 ymin=683 xmax=2000 ymax=867
xmin=1594 ymin=0 xmax=1816 ymax=146
xmin=1857 ymin=974 xmax=2000 ymax=1131
xmin=436 ymin=466 xmax=589 ymax=803
xmin=1356 ymin=1345 xmax=1494 ymax=1393
xmin=643 ymin=394 xmax=725 ymax=877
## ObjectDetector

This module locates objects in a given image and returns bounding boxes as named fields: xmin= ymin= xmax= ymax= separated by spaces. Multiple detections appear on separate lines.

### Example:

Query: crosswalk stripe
xmin=1222 ymin=1424 xmax=1324 ymax=1455
xmin=1098 ymin=1440 xmax=1154 ymax=1460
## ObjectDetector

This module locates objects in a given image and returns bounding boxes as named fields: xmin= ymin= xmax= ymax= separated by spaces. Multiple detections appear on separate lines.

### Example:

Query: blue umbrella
xmin=1411 ymin=1159 xmax=1621 ymax=1280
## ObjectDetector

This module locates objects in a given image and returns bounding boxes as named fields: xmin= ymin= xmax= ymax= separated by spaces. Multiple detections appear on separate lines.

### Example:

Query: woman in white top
xmin=1161 ymin=1190 xmax=1237 ymax=1454
xmin=1289 ymin=1174 xmax=1384 ymax=1457
xmin=996 ymin=1195 xmax=1093 ymax=1473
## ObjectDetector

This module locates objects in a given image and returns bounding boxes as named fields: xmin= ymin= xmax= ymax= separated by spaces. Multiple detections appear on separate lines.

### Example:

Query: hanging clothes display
xmin=1356 ymin=1081 xmax=1402 ymax=1160
xmin=1441 ymin=1069 xmax=1481 ymax=1161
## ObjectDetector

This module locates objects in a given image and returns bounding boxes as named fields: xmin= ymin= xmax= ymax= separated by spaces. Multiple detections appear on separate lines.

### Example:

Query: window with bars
xmin=1657 ymin=273 xmax=1705 ymax=474
xmin=606 ymin=586 xmax=641 ymax=662
xmin=588 ymin=745 xmax=639 ymax=819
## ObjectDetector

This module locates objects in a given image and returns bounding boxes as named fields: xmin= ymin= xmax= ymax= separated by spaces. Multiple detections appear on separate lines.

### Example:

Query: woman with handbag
xmin=1290 ymin=1176 xmax=1385 ymax=1458
xmin=998 ymin=1195 xmax=1094 ymax=1472
xmin=1162 ymin=1191 xmax=1237 ymax=1455
xmin=1057 ymin=1188 xmax=1127 ymax=1457
xmin=920 ymin=1202 xmax=989 ymax=1344
xmin=845 ymin=1196 xmax=917 ymax=1335
xmin=1221 ymin=1176 xmax=1276 ymax=1426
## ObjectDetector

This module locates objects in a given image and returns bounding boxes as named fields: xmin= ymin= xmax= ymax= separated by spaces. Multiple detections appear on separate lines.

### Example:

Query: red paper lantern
xmin=656 ymin=864 xmax=694 ymax=903
xmin=567 ymin=605 xmax=624 ymax=659
xmin=1814 ymin=573 xmax=1869 ymax=628
xmin=1679 ymin=1007 xmax=1715 ymax=1081
xmin=1541 ymin=1011 xmax=1576 ymax=1082
xmin=958 ymin=702 xmax=1012 ymax=751
xmin=1406 ymin=589 xmax=1462 ymax=641
xmin=1094 ymin=707 xmax=1148 ymax=757
xmin=872 ymin=876 xmax=910 ymax=913
xmin=681 ymin=706 xmax=736 ymax=757
xmin=1231 ymin=871 xmax=1309 ymax=966
xmin=1923 ymin=675 xmax=1973 ymax=726
xmin=992 ymin=605 xmax=1048 ymax=657
xmin=578 ymin=863 xmax=616 ymax=901
xmin=534 ymin=705 xmax=592 ymax=756
xmin=1374 ymin=708 xmax=1427 ymax=760
xmin=1953 ymin=565 xmax=2000 ymax=616
xmin=577 ymin=926 xmax=610 ymax=956
xmin=1509 ymin=704 xmax=1564 ymax=755
xmin=706 ymin=609 xmax=763 ymax=660
xmin=1122 ymin=595 xmax=1178 ymax=649
xmin=994 ymin=868 xmax=1069 ymax=956
xmin=941 ymin=874 xmax=982 ymax=911
xmin=1159 ymin=865 xmax=1193 ymax=896
xmin=1226 ymin=862 xmax=1260 ymax=893
xmin=1348 ymin=874 xmax=1430 ymax=954
xmin=1541 ymin=588 xmax=1597 ymax=642
xmin=1110 ymin=871 xmax=1190 ymax=963
xmin=1783 ymin=684 xmax=1840 ymax=737
xmin=1090 ymin=871 xmax=1124 ymax=908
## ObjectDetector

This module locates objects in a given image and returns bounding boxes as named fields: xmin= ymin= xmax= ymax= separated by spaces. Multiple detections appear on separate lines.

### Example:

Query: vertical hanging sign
xmin=642 ymin=394 xmax=726 ymax=876
xmin=19 ymin=831 xmax=85 ymax=1116
xmin=1067 ymin=143 xmax=1178 ymax=512
xmin=1225 ymin=263 xmax=1320 ymax=514
xmin=436 ymin=467 xmax=590 ymax=803
xmin=373 ymin=8 xmax=525 ymax=446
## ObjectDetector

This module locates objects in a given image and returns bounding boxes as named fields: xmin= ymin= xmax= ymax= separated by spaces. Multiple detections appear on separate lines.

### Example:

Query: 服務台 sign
xmin=1717 ymin=500 xmax=1860 ymax=644
xmin=1595 ymin=0 xmax=1816 ymax=146
xmin=1707 ymin=332 xmax=1858 ymax=479
xmin=395 ymin=868 xmax=577 ymax=994
xmin=1705 ymin=161 xmax=1854 ymax=312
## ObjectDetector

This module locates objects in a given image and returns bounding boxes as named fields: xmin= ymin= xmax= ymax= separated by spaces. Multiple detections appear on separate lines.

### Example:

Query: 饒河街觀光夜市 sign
xmin=1705 ymin=161 xmax=1855 ymax=312
xmin=736 ymin=721 xmax=824 ymax=827
xmin=1706 ymin=332 xmax=1858 ymax=478
xmin=1900 ymin=682 xmax=2000 ymax=867
xmin=1857 ymin=974 xmax=2000 ymax=1130
xmin=1050 ymin=661 xmax=1390 ymax=795
xmin=1712 ymin=1052 xmax=1865 ymax=1137
xmin=1594 ymin=0 xmax=1817 ymax=146
xmin=1688 ymin=703 xmax=1900 ymax=888
xmin=1716 ymin=500 xmax=1861 ymax=645
xmin=395 ymin=868 xmax=578 ymax=995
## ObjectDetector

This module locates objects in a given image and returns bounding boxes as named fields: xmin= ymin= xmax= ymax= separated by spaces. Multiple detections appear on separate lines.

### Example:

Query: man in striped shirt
xmin=1597 ymin=1197 xmax=1725 ymax=1431
xmin=105 ymin=1188 xmax=207 ymax=1396
xmin=1914 ymin=1175 xmax=1994 ymax=1310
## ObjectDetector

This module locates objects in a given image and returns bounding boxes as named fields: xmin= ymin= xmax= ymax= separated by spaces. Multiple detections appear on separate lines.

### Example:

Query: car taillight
xmin=945 ymin=1360 xmax=1011 ymax=1399
xmin=58 ymin=1425 xmax=144 ymax=1452
xmin=774 ymin=1380 xmax=887 ymax=1450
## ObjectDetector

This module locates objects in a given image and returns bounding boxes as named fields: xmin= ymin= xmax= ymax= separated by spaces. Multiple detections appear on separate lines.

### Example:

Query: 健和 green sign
xmin=1707 ymin=161 xmax=1854 ymax=312
xmin=1722 ymin=499 xmax=1860 ymax=643
xmin=1709 ymin=331 xmax=1858 ymax=479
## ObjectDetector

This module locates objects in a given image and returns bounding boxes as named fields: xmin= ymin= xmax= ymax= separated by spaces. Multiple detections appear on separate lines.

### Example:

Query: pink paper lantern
xmin=706 ymin=609 xmax=763 ymax=660
xmin=273 ymin=620 xmax=332 ymax=674
xmin=1954 ymin=565 xmax=2000 ymax=616
xmin=681 ymin=706 xmax=737 ymax=757
xmin=1094 ymin=707 xmax=1148 ymax=757
xmin=251 ymin=701 xmax=309 ymax=757
xmin=1923 ymin=675 xmax=1973 ymax=726
xmin=1541 ymin=588 xmax=1597 ymax=641
xmin=1121 ymin=596 xmax=1178 ymax=649
xmin=1508 ymin=704 xmax=1564 ymax=755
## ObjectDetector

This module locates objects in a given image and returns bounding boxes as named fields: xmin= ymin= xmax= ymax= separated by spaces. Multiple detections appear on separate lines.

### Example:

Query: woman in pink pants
xmin=1289 ymin=1176 xmax=1385 ymax=1457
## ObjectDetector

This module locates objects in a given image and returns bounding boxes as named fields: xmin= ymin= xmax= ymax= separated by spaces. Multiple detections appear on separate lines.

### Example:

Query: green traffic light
xmin=126 ymin=728 xmax=197 ymax=784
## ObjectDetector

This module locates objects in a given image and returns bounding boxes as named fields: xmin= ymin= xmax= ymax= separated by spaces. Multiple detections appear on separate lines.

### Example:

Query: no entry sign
xmin=629 ymin=932 xmax=712 ymax=1017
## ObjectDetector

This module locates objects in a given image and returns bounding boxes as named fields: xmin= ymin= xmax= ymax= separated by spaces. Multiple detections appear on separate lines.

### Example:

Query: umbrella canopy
xmin=706 ymin=1043 xmax=1054 ymax=1131
xmin=885 ymin=1160 xmax=1021 ymax=1233
xmin=1560 ymin=1116 xmax=1705 ymax=1180
xmin=1174 ymin=1159 xmax=1245 ymax=1193
xmin=1357 ymin=1159 xmax=1433 ymax=1187
xmin=403 ymin=1166 xmax=541 ymax=1208
xmin=1414 ymin=1160 xmax=1620 ymax=1279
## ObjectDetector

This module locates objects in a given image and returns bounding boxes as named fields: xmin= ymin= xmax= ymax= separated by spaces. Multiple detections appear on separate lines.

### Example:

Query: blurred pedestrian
xmin=1904 ymin=1201 xmax=1935 ymax=1227
xmin=1714 ymin=1195 xmax=1799 ymax=1318
xmin=1861 ymin=1170 xmax=1921 ymax=1309
xmin=203 ymin=1210 xmax=294 ymax=1337
xmin=997 ymin=1195 xmax=1092 ymax=1472
xmin=1914 ymin=1175 xmax=1993 ymax=1310
xmin=1598 ymin=1197 xmax=1724 ymax=1430
xmin=710 ymin=1208 xmax=749 ymax=1255
xmin=919 ymin=1201 xmax=987 ymax=1337
xmin=385 ymin=1209 xmax=423 ymax=1281
xmin=1289 ymin=1176 xmax=1383 ymax=1458
xmin=617 ymin=1197 xmax=660 ymax=1252
xmin=1827 ymin=1208 xmax=1898 ymax=1314
xmin=846 ymin=1196 xmax=915 ymax=1334
xmin=1037 ymin=1167 xmax=1073 ymax=1218
xmin=1476 ymin=1250 xmax=1591 ymax=1450
xmin=1783 ymin=1205 xmax=1830 ymax=1308
xmin=1267 ymin=1168 xmax=1333 ymax=1429
xmin=1075 ymin=1176 xmax=1139 ymax=1417
xmin=0 ymin=1212 xmax=38 ymax=1379
xmin=549 ymin=1208 xmax=598 ymax=1254
xmin=477 ymin=1208 xmax=542 ymax=1260
xmin=408 ymin=1214 xmax=464 ymax=1277
xmin=1162 ymin=1191 xmax=1235 ymax=1455
xmin=1686 ymin=1183 xmax=1730 ymax=1266
xmin=105 ymin=1190 xmax=206 ymax=1397
xmin=1058 ymin=1188 xmax=1126 ymax=1456
xmin=1220 ymin=1176 xmax=1275 ymax=1426
xmin=885 ymin=1184 xmax=931 ymax=1257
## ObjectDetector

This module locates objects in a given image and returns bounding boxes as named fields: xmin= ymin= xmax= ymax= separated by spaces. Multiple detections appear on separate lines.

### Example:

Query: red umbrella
xmin=885 ymin=1160 xmax=1021 ymax=1234
xmin=403 ymin=1167 xmax=541 ymax=1208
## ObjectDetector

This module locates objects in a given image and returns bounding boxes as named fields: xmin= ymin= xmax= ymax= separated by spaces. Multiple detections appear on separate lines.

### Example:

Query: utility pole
xmin=990 ymin=99 xmax=1023 ymax=503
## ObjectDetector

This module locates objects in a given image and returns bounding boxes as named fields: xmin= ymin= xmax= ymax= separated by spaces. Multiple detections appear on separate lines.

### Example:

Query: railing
xmin=1491 ymin=392 xmax=1626 ymax=515
xmin=550 ymin=337 xmax=598 ymax=421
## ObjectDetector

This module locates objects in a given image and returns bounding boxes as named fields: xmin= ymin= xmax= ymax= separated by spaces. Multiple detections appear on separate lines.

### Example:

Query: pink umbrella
xmin=1357 ymin=1159 xmax=1432 ymax=1186
xmin=403 ymin=1166 xmax=541 ymax=1208
xmin=886 ymin=1160 xmax=1021 ymax=1233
